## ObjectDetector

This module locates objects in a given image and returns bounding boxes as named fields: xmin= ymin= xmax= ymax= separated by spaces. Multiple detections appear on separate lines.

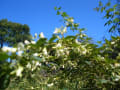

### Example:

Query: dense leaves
xmin=1 ymin=0 xmax=120 ymax=90
xmin=0 ymin=19 xmax=31 ymax=48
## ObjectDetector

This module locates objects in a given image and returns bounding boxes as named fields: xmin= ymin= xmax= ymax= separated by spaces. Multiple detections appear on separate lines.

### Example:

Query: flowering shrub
xmin=1 ymin=2 xmax=120 ymax=89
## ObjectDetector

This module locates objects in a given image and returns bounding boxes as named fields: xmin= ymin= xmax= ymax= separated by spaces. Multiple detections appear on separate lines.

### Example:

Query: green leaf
xmin=106 ymin=2 xmax=111 ymax=6
xmin=54 ymin=7 xmax=57 ymax=10
xmin=100 ymin=79 xmax=108 ymax=84
xmin=57 ymin=11 xmax=60 ymax=15
xmin=101 ymin=7 xmax=105 ymax=12
xmin=62 ymin=12 xmax=68 ymax=17
xmin=113 ymin=18 xmax=119 ymax=23
xmin=94 ymin=7 xmax=100 ymax=12
xmin=49 ymin=35 xmax=57 ymax=43
xmin=99 ymin=1 xmax=103 ymax=7
xmin=32 ymin=56 xmax=42 ymax=61
xmin=114 ymin=11 xmax=119 ymax=15
xmin=97 ymin=41 xmax=102 ymax=44
xmin=36 ymin=38 xmax=47 ymax=47
xmin=0 ymin=52 xmax=9 ymax=61
xmin=54 ymin=7 xmax=61 ymax=10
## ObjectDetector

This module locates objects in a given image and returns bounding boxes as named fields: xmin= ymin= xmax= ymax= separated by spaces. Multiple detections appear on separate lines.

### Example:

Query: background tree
xmin=0 ymin=19 xmax=31 ymax=48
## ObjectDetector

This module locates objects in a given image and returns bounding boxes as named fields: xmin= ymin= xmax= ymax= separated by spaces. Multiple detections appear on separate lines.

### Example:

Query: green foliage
xmin=95 ymin=0 xmax=120 ymax=34
xmin=1 ymin=0 xmax=120 ymax=90
xmin=0 ymin=19 xmax=31 ymax=48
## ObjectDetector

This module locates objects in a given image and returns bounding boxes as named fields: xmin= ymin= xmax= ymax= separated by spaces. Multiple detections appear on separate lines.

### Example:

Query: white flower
xmin=83 ymin=34 xmax=86 ymax=37
xmin=47 ymin=83 xmax=54 ymax=87
xmin=33 ymin=53 xmax=39 ymax=56
xmin=66 ymin=51 xmax=69 ymax=55
xmin=70 ymin=19 xmax=74 ymax=22
xmin=18 ymin=51 xmax=23 ymax=56
xmin=24 ymin=40 xmax=30 ymax=45
xmin=39 ymin=32 xmax=45 ymax=38
xmin=2 ymin=47 xmax=17 ymax=53
xmin=53 ymin=28 xmax=61 ymax=34
xmin=111 ymin=41 xmax=115 ymax=45
xmin=115 ymin=63 xmax=120 ymax=67
xmin=56 ymin=43 xmax=62 ymax=48
xmin=62 ymin=27 xmax=67 ymax=33
xmin=66 ymin=22 xmax=69 ymax=26
xmin=75 ymin=39 xmax=81 ymax=44
xmin=16 ymin=66 xmax=23 ymax=77
xmin=10 ymin=48 xmax=17 ymax=53
xmin=2 ymin=46 xmax=10 ymax=52
xmin=36 ymin=61 xmax=41 ymax=66
xmin=114 ymin=75 xmax=120 ymax=81
xmin=31 ymin=41 xmax=36 ymax=44
xmin=26 ymin=63 xmax=31 ymax=68
xmin=59 ymin=49 xmax=64 ymax=53
xmin=27 ymin=46 xmax=31 ymax=49
xmin=18 ymin=42 xmax=24 ymax=50
xmin=43 ymin=48 xmax=48 ymax=55
xmin=68 ymin=18 xmax=74 ymax=23
xmin=82 ymin=49 xmax=87 ymax=55
xmin=34 ymin=33 xmax=37 ymax=38
xmin=80 ymin=34 xmax=83 ymax=38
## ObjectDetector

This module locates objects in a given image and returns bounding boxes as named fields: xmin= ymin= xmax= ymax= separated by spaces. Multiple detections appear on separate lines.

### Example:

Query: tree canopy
xmin=0 ymin=19 xmax=31 ymax=48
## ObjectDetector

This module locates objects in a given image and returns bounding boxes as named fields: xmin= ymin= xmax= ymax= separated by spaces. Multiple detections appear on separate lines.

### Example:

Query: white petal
xmin=31 ymin=41 xmax=36 ymax=44
xmin=33 ymin=53 xmax=39 ymax=56
xmin=62 ymin=27 xmax=67 ymax=33
xmin=16 ymin=66 xmax=23 ymax=77
xmin=24 ymin=40 xmax=30 ymax=45
xmin=10 ymin=48 xmax=17 ymax=53
xmin=47 ymin=83 xmax=54 ymax=87
xmin=39 ymin=32 xmax=45 ymax=38
xmin=18 ymin=51 xmax=23 ymax=56
xmin=43 ymin=48 xmax=48 ymax=55
xmin=53 ymin=28 xmax=61 ymax=34
xmin=34 ymin=33 xmax=37 ymax=38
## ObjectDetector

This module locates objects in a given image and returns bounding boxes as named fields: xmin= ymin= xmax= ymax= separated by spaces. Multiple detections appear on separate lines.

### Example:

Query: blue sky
xmin=0 ymin=0 xmax=115 ymax=42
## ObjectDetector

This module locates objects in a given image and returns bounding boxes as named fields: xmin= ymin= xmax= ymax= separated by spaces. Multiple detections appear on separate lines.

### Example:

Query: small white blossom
xmin=62 ymin=27 xmax=67 ymax=33
xmin=2 ymin=46 xmax=10 ymax=52
xmin=111 ymin=41 xmax=115 ymax=45
xmin=47 ymin=83 xmax=54 ymax=87
xmin=80 ymin=34 xmax=83 ymax=38
xmin=75 ymin=39 xmax=81 ymax=44
xmin=66 ymin=22 xmax=69 ymax=26
xmin=53 ymin=28 xmax=61 ymax=34
xmin=34 ymin=33 xmax=37 ymax=38
xmin=39 ymin=32 xmax=45 ymax=38
xmin=24 ymin=40 xmax=30 ymax=45
xmin=18 ymin=51 xmax=23 ymax=56
xmin=27 ymin=46 xmax=31 ymax=49
xmin=115 ymin=63 xmax=120 ymax=67
xmin=31 ymin=41 xmax=36 ymax=44
xmin=10 ymin=48 xmax=17 ymax=53
xmin=36 ymin=61 xmax=41 ymax=66
xmin=33 ymin=53 xmax=39 ymax=56
xmin=114 ymin=75 xmax=120 ymax=81
xmin=16 ymin=66 xmax=23 ymax=77
xmin=26 ymin=63 xmax=31 ymax=68
xmin=2 ymin=47 xmax=17 ymax=53
xmin=43 ymin=48 xmax=48 ymax=55
xmin=18 ymin=42 xmax=24 ymax=50
xmin=82 ymin=49 xmax=87 ymax=55
xmin=68 ymin=18 xmax=74 ymax=23
xmin=59 ymin=49 xmax=64 ymax=53
xmin=56 ymin=43 xmax=62 ymax=48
